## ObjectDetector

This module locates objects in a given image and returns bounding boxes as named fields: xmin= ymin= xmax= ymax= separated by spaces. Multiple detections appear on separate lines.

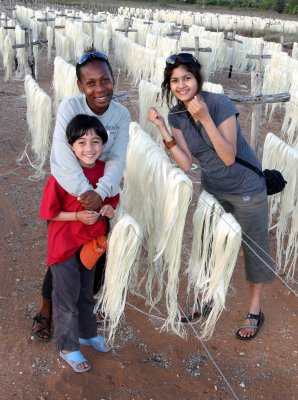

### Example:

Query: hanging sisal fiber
xmin=93 ymin=26 xmax=111 ymax=56
xmin=186 ymin=190 xmax=242 ymax=339
xmin=22 ymin=75 xmax=52 ymax=177
xmin=138 ymin=79 xmax=170 ymax=146
xmin=293 ymin=42 xmax=298 ymax=60
xmin=121 ymin=122 xmax=192 ymax=337
xmin=46 ymin=26 xmax=53 ymax=62
xmin=15 ymin=25 xmax=26 ymax=78
xmin=114 ymin=32 xmax=157 ymax=85
xmin=0 ymin=27 xmax=5 ymax=55
xmin=52 ymin=56 xmax=80 ymax=112
xmin=54 ymin=31 xmax=72 ymax=63
xmin=281 ymin=91 xmax=298 ymax=148
xmin=3 ymin=34 xmax=13 ymax=81
xmin=95 ymin=214 xmax=142 ymax=342
xmin=262 ymin=133 xmax=298 ymax=281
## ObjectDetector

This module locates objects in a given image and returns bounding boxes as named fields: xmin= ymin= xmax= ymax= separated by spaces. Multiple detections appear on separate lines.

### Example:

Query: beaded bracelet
xmin=163 ymin=138 xmax=177 ymax=150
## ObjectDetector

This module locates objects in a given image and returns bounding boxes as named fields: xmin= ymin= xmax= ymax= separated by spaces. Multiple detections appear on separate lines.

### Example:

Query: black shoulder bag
xmin=235 ymin=157 xmax=287 ymax=196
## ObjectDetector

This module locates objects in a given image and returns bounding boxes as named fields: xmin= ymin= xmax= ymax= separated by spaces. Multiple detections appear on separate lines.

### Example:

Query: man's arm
xmin=95 ymin=108 xmax=131 ymax=199
xmin=50 ymin=98 xmax=94 ymax=197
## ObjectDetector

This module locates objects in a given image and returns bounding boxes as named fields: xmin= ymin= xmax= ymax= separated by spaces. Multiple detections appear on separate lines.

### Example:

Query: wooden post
xmin=115 ymin=18 xmax=137 ymax=38
xmin=27 ymin=29 xmax=35 ymax=79
xmin=181 ymin=36 xmax=212 ymax=57
xmin=250 ymin=42 xmax=264 ymax=155
xmin=228 ymin=30 xmax=236 ymax=79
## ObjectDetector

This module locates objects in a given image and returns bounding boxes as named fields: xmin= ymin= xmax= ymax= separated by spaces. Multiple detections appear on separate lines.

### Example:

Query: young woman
xmin=40 ymin=114 xmax=118 ymax=372
xmin=147 ymin=53 xmax=274 ymax=340
xmin=31 ymin=51 xmax=130 ymax=342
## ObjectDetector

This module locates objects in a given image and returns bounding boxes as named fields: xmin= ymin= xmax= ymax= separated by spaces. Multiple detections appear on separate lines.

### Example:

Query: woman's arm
xmin=187 ymin=96 xmax=237 ymax=166
xmin=147 ymin=107 xmax=193 ymax=171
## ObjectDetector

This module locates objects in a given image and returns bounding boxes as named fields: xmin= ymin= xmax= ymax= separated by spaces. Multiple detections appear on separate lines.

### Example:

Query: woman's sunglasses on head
xmin=166 ymin=53 xmax=198 ymax=66
xmin=77 ymin=51 xmax=108 ymax=65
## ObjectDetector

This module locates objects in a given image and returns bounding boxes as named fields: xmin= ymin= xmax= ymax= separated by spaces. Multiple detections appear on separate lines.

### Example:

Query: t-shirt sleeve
xmin=40 ymin=177 xmax=64 ymax=220
xmin=102 ymin=193 xmax=120 ymax=210
xmin=210 ymin=94 xmax=239 ymax=127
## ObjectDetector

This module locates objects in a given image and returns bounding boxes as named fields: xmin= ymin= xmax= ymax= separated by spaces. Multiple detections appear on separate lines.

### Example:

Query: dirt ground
xmin=0 ymin=26 xmax=298 ymax=400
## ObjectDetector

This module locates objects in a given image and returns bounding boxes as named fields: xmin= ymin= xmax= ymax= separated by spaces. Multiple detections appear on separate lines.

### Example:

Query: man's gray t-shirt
xmin=168 ymin=91 xmax=265 ymax=196
xmin=50 ymin=94 xmax=131 ymax=200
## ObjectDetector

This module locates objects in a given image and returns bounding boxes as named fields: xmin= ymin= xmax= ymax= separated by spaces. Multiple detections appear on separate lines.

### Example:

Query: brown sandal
xmin=31 ymin=313 xmax=52 ymax=342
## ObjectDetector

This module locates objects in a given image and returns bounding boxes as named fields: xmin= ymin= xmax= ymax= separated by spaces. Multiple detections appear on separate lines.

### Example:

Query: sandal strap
xmin=32 ymin=313 xmax=50 ymax=328
xmin=239 ymin=324 xmax=258 ymax=330
xmin=246 ymin=312 xmax=261 ymax=320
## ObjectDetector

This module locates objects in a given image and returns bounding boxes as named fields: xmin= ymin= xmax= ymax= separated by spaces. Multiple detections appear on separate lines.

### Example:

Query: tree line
xmin=183 ymin=0 xmax=297 ymax=14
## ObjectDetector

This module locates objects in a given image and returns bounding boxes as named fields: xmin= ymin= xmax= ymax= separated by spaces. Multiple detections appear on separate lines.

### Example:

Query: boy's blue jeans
xmin=50 ymin=251 xmax=97 ymax=351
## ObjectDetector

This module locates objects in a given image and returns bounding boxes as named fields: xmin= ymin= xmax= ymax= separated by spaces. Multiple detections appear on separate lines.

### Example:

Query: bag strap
xmin=188 ymin=115 xmax=264 ymax=177
xmin=235 ymin=157 xmax=263 ymax=177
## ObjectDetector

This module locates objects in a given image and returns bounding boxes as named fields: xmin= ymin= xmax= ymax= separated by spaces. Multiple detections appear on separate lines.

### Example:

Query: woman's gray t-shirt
xmin=168 ymin=91 xmax=265 ymax=196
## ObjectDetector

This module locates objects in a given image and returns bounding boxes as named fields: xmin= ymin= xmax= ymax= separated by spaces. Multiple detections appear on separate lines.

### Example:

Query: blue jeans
xmin=50 ymin=251 xmax=97 ymax=351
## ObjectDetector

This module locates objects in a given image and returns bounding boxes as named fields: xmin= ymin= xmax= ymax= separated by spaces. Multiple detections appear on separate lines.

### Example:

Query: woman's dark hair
xmin=66 ymin=114 xmax=108 ymax=145
xmin=161 ymin=54 xmax=204 ymax=108
xmin=76 ymin=50 xmax=114 ymax=83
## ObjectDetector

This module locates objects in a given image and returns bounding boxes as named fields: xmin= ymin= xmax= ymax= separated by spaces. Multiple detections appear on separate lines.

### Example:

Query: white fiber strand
xmin=95 ymin=215 xmax=142 ymax=342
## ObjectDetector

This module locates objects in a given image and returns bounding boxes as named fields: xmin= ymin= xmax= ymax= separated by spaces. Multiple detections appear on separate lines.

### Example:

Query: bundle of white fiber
xmin=201 ymin=213 xmax=241 ymax=339
xmin=73 ymin=24 xmax=93 ymax=61
xmin=64 ymin=20 xmax=81 ymax=61
xmin=262 ymin=54 xmax=291 ymax=120
xmin=94 ymin=27 xmax=110 ymax=56
xmin=54 ymin=30 xmax=72 ymax=62
xmin=293 ymin=43 xmax=298 ymax=60
xmin=179 ymin=34 xmax=213 ymax=76
xmin=202 ymin=82 xmax=224 ymax=94
xmin=95 ymin=214 xmax=142 ymax=342
xmin=23 ymin=75 xmax=52 ymax=176
xmin=281 ymin=91 xmax=298 ymax=147
xmin=145 ymin=32 xmax=159 ymax=49
xmin=15 ymin=25 xmax=26 ymax=77
xmin=122 ymin=122 xmax=192 ymax=336
xmin=156 ymin=36 xmax=179 ymax=58
xmin=114 ymin=32 xmax=157 ymax=85
xmin=0 ymin=27 xmax=6 ymax=55
xmin=3 ymin=34 xmax=13 ymax=81
xmin=52 ymin=57 xmax=80 ymax=112
xmin=186 ymin=191 xmax=242 ymax=340
xmin=138 ymin=79 xmax=169 ymax=146
xmin=234 ymin=36 xmax=264 ymax=71
xmin=131 ymin=19 xmax=151 ymax=46
xmin=179 ymin=31 xmax=227 ymax=74
xmin=15 ymin=5 xmax=34 ymax=29
xmin=262 ymin=133 xmax=298 ymax=280
xmin=150 ymin=21 xmax=176 ymax=37
xmin=150 ymin=56 xmax=167 ymax=87
xmin=46 ymin=26 xmax=53 ymax=62
xmin=81 ymin=14 xmax=94 ymax=37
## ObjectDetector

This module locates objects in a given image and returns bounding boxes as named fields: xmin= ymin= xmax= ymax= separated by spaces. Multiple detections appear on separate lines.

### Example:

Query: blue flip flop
xmin=79 ymin=335 xmax=113 ymax=353
xmin=59 ymin=350 xmax=91 ymax=373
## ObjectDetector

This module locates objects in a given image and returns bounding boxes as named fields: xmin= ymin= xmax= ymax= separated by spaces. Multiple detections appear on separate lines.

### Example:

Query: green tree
xmin=274 ymin=0 xmax=286 ymax=13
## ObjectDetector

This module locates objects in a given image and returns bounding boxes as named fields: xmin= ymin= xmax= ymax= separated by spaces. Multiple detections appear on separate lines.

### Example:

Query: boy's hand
xmin=78 ymin=191 xmax=103 ymax=210
xmin=76 ymin=210 xmax=99 ymax=225
xmin=100 ymin=205 xmax=115 ymax=219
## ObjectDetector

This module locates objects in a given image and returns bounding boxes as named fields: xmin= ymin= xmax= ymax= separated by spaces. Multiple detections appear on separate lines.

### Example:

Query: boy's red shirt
xmin=40 ymin=160 xmax=119 ymax=266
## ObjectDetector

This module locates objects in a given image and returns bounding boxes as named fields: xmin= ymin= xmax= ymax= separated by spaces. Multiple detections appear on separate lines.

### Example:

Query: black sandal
xmin=181 ymin=302 xmax=212 ymax=323
xmin=31 ymin=313 xmax=52 ymax=342
xmin=235 ymin=312 xmax=265 ymax=340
